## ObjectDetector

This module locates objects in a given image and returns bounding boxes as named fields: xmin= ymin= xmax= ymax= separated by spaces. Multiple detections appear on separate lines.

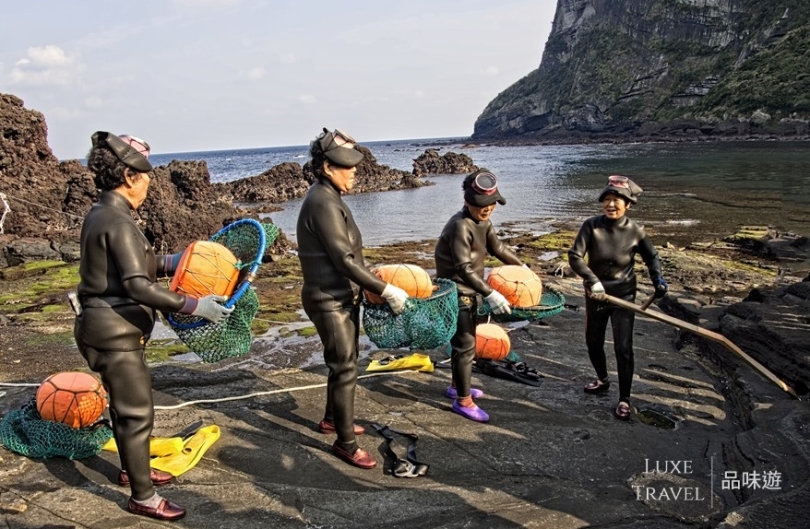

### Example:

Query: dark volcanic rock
xmin=226 ymin=146 xmax=432 ymax=205
xmin=223 ymin=162 xmax=308 ymax=203
xmin=1 ymin=93 xmax=434 ymax=262
xmin=138 ymin=161 xmax=238 ymax=253
xmin=718 ymin=280 xmax=810 ymax=395
xmin=412 ymin=149 xmax=479 ymax=177
xmin=0 ymin=93 xmax=261 ymax=257
xmin=0 ymin=93 xmax=80 ymax=241
xmin=303 ymin=144 xmax=428 ymax=193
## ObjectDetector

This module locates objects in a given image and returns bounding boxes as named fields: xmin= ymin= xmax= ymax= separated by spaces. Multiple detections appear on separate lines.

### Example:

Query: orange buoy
xmin=475 ymin=323 xmax=511 ymax=361
xmin=365 ymin=264 xmax=434 ymax=304
xmin=36 ymin=372 xmax=107 ymax=428
xmin=170 ymin=241 xmax=240 ymax=298
xmin=486 ymin=265 xmax=543 ymax=308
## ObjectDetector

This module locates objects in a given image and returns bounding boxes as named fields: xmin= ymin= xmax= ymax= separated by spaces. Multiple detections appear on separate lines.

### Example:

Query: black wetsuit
xmin=74 ymin=190 xmax=187 ymax=501
xmin=296 ymin=178 xmax=387 ymax=448
xmin=568 ymin=214 xmax=662 ymax=402
xmin=435 ymin=207 xmax=521 ymax=397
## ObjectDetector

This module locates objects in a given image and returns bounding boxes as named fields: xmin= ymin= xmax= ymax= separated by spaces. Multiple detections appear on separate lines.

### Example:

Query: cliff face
xmin=474 ymin=0 xmax=810 ymax=140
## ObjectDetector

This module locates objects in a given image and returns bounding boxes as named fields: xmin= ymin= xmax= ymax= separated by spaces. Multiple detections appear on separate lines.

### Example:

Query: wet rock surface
xmin=2 ymin=280 xmax=809 ymax=528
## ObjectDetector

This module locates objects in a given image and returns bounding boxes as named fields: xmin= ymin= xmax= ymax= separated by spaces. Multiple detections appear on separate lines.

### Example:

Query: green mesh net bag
xmin=477 ymin=286 xmax=566 ymax=323
xmin=363 ymin=278 xmax=459 ymax=350
xmin=0 ymin=400 xmax=113 ymax=460
xmin=165 ymin=219 xmax=278 ymax=362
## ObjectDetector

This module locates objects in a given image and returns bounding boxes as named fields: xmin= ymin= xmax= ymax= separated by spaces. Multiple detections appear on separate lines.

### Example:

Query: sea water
xmin=151 ymin=139 xmax=810 ymax=247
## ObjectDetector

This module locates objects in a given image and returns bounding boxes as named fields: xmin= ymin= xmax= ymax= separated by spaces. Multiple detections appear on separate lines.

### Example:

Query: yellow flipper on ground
xmin=365 ymin=353 xmax=434 ymax=373
xmin=102 ymin=436 xmax=184 ymax=458
xmin=101 ymin=425 xmax=221 ymax=476
xmin=150 ymin=425 xmax=220 ymax=476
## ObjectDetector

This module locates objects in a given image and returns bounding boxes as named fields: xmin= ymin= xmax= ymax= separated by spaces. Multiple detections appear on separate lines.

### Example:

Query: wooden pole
xmin=601 ymin=294 xmax=799 ymax=399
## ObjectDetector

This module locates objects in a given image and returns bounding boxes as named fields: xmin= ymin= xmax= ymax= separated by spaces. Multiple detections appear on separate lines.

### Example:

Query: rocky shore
xmin=2 ymin=93 xmax=810 ymax=528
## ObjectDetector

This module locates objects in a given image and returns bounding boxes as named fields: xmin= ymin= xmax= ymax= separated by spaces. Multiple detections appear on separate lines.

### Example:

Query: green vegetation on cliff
xmin=474 ymin=0 xmax=810 ymax=139
xmin=700 ymin=25 xmax=810 ymax=116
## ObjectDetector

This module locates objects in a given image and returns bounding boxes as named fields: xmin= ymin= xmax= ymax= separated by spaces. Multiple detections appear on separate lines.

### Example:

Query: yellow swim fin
xmin=150 ymin=425 xmax=221 ymax=477
xmin=102 ymin=436 xmax=185 ymax=458
xmin=366 ymin=353 xmax=434 ymax=373
xmin=101 ymin=425 xmax=221 ymax=477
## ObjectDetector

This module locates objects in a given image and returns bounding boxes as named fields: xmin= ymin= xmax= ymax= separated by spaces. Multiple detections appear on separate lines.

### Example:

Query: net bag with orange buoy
xmin=364 ymin=264 xmax=435 ymax=304
xmin=0 ymin=372 xmax=113 ymax=460
xmin=36 ymin=372 xmax=107 ymax=428
xmin=475 ymin=323 xmax=511 ymax=361
xmin=363 ymin=278 xmax=459 ymax=350
xmin=479 ymin=265 xmax=566 ymax=322
xmin=165 ymin=219 xmax=279 ymax=362
xmin=169 ymin=241 xmax=241 ymax=299
xmin=487 ymin=265 xmax=543 ymax=307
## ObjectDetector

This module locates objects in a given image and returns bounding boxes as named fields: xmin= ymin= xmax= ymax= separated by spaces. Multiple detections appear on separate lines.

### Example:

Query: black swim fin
xmin=474 ymin=359 xmax=543 ymax=387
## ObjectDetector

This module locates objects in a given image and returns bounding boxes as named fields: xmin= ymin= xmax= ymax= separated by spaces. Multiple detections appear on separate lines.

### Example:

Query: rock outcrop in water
xmin=411 ymin=149 xmax=478 ymax=177
xmin=474 ymin=0 xmax=810 ymax=141
xmin=224 ymin=145 xmax=431 ymax=204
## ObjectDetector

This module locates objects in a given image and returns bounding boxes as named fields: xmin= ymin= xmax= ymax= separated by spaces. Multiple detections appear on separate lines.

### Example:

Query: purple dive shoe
xmin=451 ymin=400 xmax=490 ymax=423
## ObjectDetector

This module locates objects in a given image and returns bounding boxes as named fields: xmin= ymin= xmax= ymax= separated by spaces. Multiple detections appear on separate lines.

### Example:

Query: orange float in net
xmin=475 ymin=323 xmax=511 ymax=361
xmin=170 ymin=241 xmax=240 ymax=298
xmin=36 ymin=372 xmax=107 ymax=428
xmin=365 ymin=264 xmax=434 ymax=304
xmin=486 ymin=265 xmax=543 ymax=308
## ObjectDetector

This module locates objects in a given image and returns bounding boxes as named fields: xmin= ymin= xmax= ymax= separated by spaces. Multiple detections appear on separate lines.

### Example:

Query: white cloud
xmin=8 ymin=45 xmax=83 ymax=86
xmin=244 ymin=67 xmax=265 ymax=80
xmin=298 ymin=94 xmax=317 ymax=105
xmin=25 ymin=45 xmax=74 ymax=67
xmin=485 ymin=66 xmax=500 ymax=76
xmin=414 ymin=90 xmax=425 ymax=98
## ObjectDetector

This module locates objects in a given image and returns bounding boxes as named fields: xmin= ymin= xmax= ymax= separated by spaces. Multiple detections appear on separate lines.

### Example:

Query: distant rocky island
xmin=474 ymin=1 xmax=810 ymax=142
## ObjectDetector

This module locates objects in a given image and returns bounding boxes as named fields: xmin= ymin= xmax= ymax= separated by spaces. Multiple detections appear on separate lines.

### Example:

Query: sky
xmin=0 ymin=1 xmax=556 ymax=160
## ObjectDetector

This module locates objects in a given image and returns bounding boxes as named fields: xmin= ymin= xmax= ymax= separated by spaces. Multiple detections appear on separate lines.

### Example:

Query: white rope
xmin=153 ymin=370 xmax=415 ymax=410
xmin=0 ymin=370 xmax=425 ymax=409
xmin=2 ymin=192 xmax=85 ymax=221
xmin=0 ymin=193 xmax=10 ymax=234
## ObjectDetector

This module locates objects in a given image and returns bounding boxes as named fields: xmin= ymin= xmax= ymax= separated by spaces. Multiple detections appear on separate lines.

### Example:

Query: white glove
xmin=589 ymin=282 xmax=606 ymax=300
xmin=485 ymin=290 xmax=512 ymax=315
xmin=191 ymin=294 xmax=234 ymax=323
xmin=381 ymin=284 xmax=409 ymax=315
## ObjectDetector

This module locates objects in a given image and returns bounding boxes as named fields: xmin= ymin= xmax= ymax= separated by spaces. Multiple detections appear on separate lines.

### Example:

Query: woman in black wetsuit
xmin=297 ymin=128 xmax=409 ymax=469
xmin=76 ymin=132 xmax=232 ymax=521
xmin=435 ymin=170 xmax=525 ymax=423
xmin=568 ymin=176 xmax=668 ymax=421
